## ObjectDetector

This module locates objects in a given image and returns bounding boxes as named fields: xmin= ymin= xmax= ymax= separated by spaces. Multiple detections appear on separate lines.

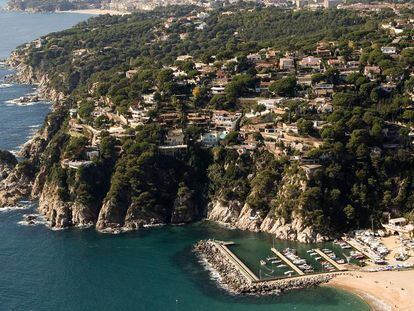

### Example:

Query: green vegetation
xmin=13 ymin=4 xmax=414 ymax=235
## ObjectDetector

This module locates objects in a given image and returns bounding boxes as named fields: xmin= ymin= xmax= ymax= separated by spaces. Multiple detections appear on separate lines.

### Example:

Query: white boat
xmin=293 ymin=259 xmax=306 ymax=265
xmin=284 ymin=270 xmax=294 ymax=275
xmin=310 ymin=252 xmax=318 ymax=256
xmin=277 ymin=264 xmax=287 ymax=268
xmin=314 ymin=257 xmax=322 ymax=261
xmin=260 ymin=260 xmax=266 ymax=266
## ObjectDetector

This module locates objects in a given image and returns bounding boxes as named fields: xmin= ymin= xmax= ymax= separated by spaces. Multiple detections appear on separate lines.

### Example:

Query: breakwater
xmin=194 ymin=240 xmax=344 ymax=296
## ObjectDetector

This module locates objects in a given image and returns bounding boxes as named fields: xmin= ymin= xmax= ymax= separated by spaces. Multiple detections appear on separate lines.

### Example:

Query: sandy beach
xmin=58 ymin=9 xmax=130 ymax=16
xmin=327 ymin=270 xmax=414 ymax=310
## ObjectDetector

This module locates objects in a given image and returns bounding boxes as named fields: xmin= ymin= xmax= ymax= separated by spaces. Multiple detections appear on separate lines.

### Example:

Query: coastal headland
xmin=1 ymin=4 xmax=414 ymax=309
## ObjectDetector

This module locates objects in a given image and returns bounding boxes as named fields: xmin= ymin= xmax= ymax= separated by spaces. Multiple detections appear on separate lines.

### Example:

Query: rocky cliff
xmin=0 ymin=48 xmax=67 ymax=207
xmin=7 ymin=50 xmax=66 ymax=102
xmin=0 ymin=151 xmax=17 ymax=181
xmin=0 ymin=161 xmax=35 ymax=206
xmin=208 ymin=166 xmax=327 ymax=243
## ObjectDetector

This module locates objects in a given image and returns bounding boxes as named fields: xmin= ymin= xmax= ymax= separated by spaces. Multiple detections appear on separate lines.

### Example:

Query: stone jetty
xmin=194 ymin=240 xmax=343 ymax=296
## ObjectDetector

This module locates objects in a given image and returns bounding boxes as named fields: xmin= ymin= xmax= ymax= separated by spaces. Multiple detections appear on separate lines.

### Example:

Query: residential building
xmin=279 ymin=57 xmax=295 ymax=70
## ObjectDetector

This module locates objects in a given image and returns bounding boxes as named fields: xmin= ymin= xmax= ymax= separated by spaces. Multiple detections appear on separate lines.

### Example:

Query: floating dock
xmin=314 ymin=249 xmax=347 ymax=271
xmin=270 ymin=248 xmax=305 ymax=276
xmin=213 ymin=241 xmax=259 ymax=282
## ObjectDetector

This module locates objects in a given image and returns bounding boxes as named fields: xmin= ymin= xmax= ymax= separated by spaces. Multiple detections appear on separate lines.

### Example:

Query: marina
xmin=270 ymin=248 xmax=305 ymax=276
xmin=314 ymin=249 xmax=347 ymax=271
xmin=212 ymin=240 xmax=355 ymax=282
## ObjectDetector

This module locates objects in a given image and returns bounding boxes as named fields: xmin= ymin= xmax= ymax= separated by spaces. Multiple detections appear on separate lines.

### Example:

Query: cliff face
xmin=0 ymin=151 xmax=28 ymax=206
xmin=38 ymin=178 xmax=97 ymax=228
xmin=38 ymin=179 xmax=72 ymax=228
xmin=259 ymin=173 xmax=324 ymax=243
xmin=207 ymin=166 xmax=326 ymax=243
xmin=0 ymin=163 xmax=34 ymax=206
xmin=7 ymin=51 xmax=65 ymax=102
xmin=0 ymin=151 xmax=17 ymax=181
xmin=0 ymin=48 xmax=67 ymax=207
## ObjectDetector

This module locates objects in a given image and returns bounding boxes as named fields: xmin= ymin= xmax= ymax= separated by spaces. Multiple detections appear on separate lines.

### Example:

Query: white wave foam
xmin=143 ymin=223 xmax=165 ymax=228
xmin=6 ymin=101 xmax=41 ymax=107
xmin=0 ymin=203 xmax=34 ymax=213
xmin=9 ymin=149 xmax=19 ymax=156
xmin=50 ymin=226 xmax=68 ymax=231
xmin=197 ymin=256 xmax=233 ymax=293
xmin=5 ymin=98 xmax=50 ymax=107
xmin=17 ymin=213 xmax=48 ymax=227
xmin=75 ymin=223 xmax=94 ymax=229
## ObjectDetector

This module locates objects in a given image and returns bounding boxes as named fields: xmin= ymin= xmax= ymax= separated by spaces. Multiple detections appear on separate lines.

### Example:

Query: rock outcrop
xmin=38 ymin=179 xmax=72 ymax=228
xmin=170 ymin=186 xmax=198 ymax=224
xmin=0 ymin=150 xmax=17 ymax=181
xmin=7 ymin=50 xmax=66 ymax=102
xmin=38 ymin=177 xmax=98 ymax=228
xmin=207 ymin=168 xmax=328 ymax=243
xmin=0 ymin=162 xmax=35 ymax=206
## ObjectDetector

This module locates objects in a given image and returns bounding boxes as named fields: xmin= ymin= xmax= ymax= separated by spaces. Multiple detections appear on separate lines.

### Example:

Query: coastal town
xmin=2 ymin=1 xmax=414 ymax=310
xmin=40 ymin=8 xmax=414 ymax=181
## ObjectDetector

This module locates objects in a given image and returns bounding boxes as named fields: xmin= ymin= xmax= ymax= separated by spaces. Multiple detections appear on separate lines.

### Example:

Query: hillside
xmin=1 ymin=4 xmax=414 ymax=240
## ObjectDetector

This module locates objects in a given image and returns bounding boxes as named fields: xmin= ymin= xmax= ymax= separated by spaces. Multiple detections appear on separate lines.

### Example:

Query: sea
xmin=0 ymin=3 xmax=370 ymax=310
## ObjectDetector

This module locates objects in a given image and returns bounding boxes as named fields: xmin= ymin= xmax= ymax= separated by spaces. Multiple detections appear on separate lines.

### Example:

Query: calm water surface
xmin=0 ymin=6 xmax=370 ymax=311
xmin=0 ymin=5 xmax=91 ymax=151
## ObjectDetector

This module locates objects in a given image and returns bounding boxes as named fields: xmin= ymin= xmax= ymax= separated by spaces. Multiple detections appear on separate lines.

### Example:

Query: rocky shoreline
xmin=6 ymin=51 xmax=66 ymax=102
xmin=194 ymin=240 xmax=340 ymax=296
xmin=0 ymin=49 xmax=65 ymax=208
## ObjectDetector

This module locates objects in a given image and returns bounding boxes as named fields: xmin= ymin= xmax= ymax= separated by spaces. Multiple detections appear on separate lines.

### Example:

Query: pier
xmin=314 ymin=249 xmax=347 ymax=271
xmin=213 ymin=241 xmax=259 ymax=282
xmin=343 ymin=238 xmax=377 ymax=262
xmin=270 ymin=248 xmax=305 ymax=276
xmin=195 ymin=240 xmax=348 ymax=295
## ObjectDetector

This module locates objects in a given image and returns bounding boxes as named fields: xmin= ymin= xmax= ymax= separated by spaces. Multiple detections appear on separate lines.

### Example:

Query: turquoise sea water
xmin=0 ymin=6 xmax=369 ymax=311
xmin=0 ymin=209 xmax=369 ymax=311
